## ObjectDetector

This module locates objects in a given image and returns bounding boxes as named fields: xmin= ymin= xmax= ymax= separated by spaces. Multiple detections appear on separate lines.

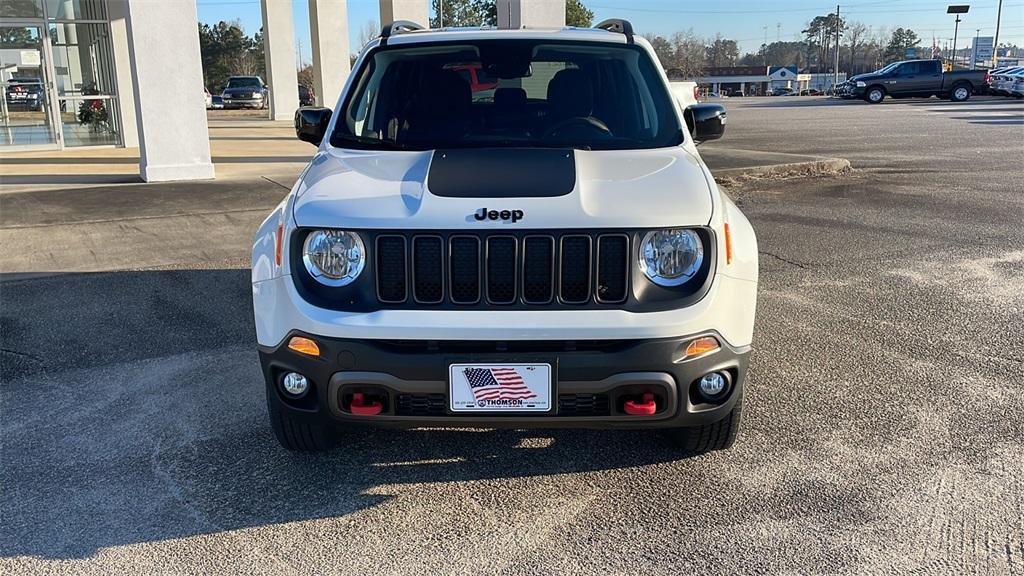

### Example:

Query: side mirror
xmin=295 ymin=107 xmax=332 ymax=146
xmin=684 ymin=103 xmax=726 ymax=142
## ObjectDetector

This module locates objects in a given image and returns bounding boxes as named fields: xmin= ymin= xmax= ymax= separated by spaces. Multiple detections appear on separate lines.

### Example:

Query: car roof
xmin=371 ymin=26 xmax=630 ymax=48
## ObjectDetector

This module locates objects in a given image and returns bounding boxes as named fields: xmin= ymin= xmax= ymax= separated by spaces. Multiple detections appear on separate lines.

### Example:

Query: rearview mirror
xmin=295 ymin=107 xmax=332 ymax=146
xmin=684 ymin=103 xmax=726 ymax=142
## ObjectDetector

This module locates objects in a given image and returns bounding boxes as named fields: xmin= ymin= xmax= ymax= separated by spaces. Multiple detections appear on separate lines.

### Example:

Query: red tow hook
xmin=349 ymin=392 xmax=383 ymax=416
xmin=623 ymin=392 xmax=657 ymax=416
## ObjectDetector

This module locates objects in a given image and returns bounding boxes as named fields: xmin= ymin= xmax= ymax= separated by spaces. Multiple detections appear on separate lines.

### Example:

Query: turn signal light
xmin=287 ymin=336 xmax=320 ymax=357
xmin=275 ymin=223 xmax=284 ymax=266
xmin=724 ymin=222 xmax=733 ymax=265
xmin=684 ymin=336 xmax=720 ymax=359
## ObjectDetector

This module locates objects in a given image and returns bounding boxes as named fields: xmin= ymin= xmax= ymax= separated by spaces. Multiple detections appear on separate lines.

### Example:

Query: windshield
xmin=331 ymin=40 xmax=683 ymax=151
xmin=876 ymin=62 xmax=900 ymax=74
xmin=227 ymin=77 xmax=261 ymax=88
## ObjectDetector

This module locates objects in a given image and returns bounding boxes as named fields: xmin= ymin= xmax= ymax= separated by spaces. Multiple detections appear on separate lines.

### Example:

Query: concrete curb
xmin=711 ymin=157 xmax=852 ymax=180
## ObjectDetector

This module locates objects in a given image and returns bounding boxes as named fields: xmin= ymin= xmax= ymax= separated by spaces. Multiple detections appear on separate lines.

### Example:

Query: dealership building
xmin=0 ymin=0 xmax=565 ymax=181
xmin=696 ymin=66 xmax=847 ymax=96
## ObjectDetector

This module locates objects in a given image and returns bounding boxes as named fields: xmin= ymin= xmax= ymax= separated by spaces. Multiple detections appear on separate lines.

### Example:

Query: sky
xmin=195 ymin=0 xmax=1024 ymax=65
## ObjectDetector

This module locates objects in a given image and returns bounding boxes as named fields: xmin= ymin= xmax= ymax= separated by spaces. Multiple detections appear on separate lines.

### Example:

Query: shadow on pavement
xmin=1 ymin=268 xmax=692 ymax=560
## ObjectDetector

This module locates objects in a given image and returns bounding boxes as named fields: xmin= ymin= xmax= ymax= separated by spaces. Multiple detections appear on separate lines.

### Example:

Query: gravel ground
xmin=2 ymin=96 xmax=1023 ymax=575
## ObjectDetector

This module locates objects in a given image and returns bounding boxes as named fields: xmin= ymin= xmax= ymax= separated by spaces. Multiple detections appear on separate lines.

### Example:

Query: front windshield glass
xmin=331 ymin=40 xmax=683 ymax=151
xmin=876 ymin=62 xmax=899 ymax=74
xmin=227 ymin=77 xmax=261 ymax=88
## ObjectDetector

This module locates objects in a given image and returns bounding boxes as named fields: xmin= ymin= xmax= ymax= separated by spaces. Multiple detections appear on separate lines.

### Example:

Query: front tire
xmin=268 ymin=396 xmax=339 ymax=452
xmin=950 ymin=84 xmax=972 ymax=102
xmin=864 ymin=87 xmax=885 ymax=104
xmin=664 ymin=398 xmax=743 ymax=455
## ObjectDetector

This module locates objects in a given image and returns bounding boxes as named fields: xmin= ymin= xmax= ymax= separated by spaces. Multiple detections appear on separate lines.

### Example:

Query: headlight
xmin=302 ymin=230 xmax=366 ymax=286
xmin=253 ymin=92 xmax=264 ymax=98
xmin=639 ymin=229 xmax=704 ymax=286
xmin=856 ymin=81 xmax=866 ymax=88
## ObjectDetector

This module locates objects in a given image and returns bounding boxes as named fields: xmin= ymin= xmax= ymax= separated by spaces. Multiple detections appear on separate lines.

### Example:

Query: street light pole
xmin=992 ymin=0 xmax=1003 ymax=68
xmin=973 ymin=28 xmax=980 ymax=68
xmin=946 ymin=5 xmax=970 ymax=69
xmin=833 ymin=4 xmax=840 ymax=93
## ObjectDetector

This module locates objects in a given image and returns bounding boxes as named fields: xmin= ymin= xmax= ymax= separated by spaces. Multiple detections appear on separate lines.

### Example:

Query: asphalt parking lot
xmin=2 ymin=96 xmax=1023 ymax=575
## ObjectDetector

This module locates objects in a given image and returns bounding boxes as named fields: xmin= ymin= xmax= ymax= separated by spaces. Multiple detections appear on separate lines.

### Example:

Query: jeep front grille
xmin=374 ymin=232 xmax=631 ymax=307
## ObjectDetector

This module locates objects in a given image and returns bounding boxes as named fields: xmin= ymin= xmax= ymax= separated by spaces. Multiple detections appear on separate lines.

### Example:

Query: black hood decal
xmin=427 ymin=148 xmax=576 ymax=198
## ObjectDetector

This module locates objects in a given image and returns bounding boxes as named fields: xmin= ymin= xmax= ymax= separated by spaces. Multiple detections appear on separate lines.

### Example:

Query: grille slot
xmin=376 ymin=235 xmax=407 ymax=303
xmin=449 ymin=236 xmax=481 ymax=304
xmin=559 ymin=235 xmax=592 ymax=304
xmin=557 ymin=394 xmax=611 ymax=416
xmin=486 ymin=236 xmax=517 ymax=304
xmin=522 ymin=236 xmax=555 ymax=304
xmin=412 ymin=236 xmax=444 ymax=304
xmin=396 ymin=394 xmax=446 ymax=416
xmin=596 ymin=235 xmax=629 ymax=303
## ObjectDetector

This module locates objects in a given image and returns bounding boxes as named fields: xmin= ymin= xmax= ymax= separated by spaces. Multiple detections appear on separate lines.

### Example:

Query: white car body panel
xmin=252 ymin=26 xmax=758 ymax=351
xmin=291 ymin=147 xmax=714 ymax=230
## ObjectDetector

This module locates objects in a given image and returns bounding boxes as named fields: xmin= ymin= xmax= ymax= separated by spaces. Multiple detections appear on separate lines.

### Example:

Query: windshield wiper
xmin=331 ymin=133 xmax=407 ymax=151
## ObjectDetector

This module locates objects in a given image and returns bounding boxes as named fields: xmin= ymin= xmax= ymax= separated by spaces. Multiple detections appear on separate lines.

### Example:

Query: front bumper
xmin=259 ymin=332 xmax=749 ymax=429
xmin=223 ymin=98 xmax=264 ymax=107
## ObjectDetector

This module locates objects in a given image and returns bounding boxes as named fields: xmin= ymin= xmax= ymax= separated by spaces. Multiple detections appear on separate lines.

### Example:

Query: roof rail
xmin=595 ymin=19 xmax=634 ymax=44
xmin=379 ymin=20 xmax=425 ymax=45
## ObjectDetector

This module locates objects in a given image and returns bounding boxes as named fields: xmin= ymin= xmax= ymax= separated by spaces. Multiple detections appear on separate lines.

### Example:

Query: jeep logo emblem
xmin=474 ymin=208 xmax=524 ymax=223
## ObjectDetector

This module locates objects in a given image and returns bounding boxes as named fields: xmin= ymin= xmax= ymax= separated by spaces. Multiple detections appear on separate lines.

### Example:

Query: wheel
xmin=663 ymin=398 xmax=743 ymax=455
xmin=268 ymin=394 xmax=339 ymax=452
xmin=864 ymin=87 xmax=885 ymax=104
xmin=950 ymin=84 xmax=972 ymax=102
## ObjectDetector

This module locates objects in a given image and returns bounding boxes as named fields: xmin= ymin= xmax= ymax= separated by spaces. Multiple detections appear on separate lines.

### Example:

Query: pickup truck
xmin=841 ymin=59 xmax=988 ymax=103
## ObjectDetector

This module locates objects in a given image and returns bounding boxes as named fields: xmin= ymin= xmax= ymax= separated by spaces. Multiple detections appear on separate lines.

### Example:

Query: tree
xmin=884 ymin=27 xmax=920 ymax=63
xmin=197 ymin=20 xmax=265 ymax=91
xmin=429 ymin=0 xmax=493 ymax=28
xmin=803 ymin=14 xmax=844 ymax=68
xmin=566 ymin=0 xmax=594 ymax=27
xmin=705 ymin=34 xmax=739 ymax=68
xmin=845 ymin=22 xmax=868 ymax=74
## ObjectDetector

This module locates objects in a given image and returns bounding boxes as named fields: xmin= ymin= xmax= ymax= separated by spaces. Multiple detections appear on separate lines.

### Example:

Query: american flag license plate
xmin=449 ymin=363 xmax=552 ymax=412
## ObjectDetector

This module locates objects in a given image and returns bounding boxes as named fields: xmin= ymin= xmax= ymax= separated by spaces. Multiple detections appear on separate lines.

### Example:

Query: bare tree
xmin=846 ymin=22 xmax=868 ymax=74
xmin=357 ymin=20 xmax=379 ymax=49
xmin=670 ymin=30 xmax=706 ymax=79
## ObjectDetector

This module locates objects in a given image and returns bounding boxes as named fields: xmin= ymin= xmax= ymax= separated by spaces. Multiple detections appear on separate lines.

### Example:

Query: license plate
xmin=449 ymin=363 xmax=551 ymax=412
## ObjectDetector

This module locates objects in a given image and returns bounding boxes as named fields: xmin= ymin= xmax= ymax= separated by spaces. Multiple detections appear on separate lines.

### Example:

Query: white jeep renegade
xmin=251 ymin=20 xmax=758 ymax=453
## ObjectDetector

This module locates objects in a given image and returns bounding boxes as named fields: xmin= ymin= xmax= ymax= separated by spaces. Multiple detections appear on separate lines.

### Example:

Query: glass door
xmin=48 ymin=20 xmax=120 ymax=147
xmin=0 ymin=24 xmax=59 ymax=149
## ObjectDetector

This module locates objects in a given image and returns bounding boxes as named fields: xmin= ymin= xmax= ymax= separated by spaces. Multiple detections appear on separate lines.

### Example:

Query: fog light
xmin=282 ymin=372 xmax=309 ymax=397
xmin=698 ymin=372 xmax=727 ymax=399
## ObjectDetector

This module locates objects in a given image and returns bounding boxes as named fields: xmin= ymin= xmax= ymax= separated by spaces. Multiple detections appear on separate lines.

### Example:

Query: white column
xmin=261 ymin=0 xmax=300 ymax=121
xmin=107 ymin=0 xmax=138 ymax=147
xmin=124 ymin=0 xmax=213 ymax=181
xmin=309 ymin=0 xmax=350 ymax=108
xmin=497 ymin=0 xmax=565 ymax=29
xmin=379 ymin=0 xmax=429 ymax=27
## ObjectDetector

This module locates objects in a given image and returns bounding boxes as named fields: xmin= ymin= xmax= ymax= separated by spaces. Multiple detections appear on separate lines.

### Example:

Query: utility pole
xmin=833 ymin=5 xmax=841 ymax=92
xmin=992 ymin=0 xmax=1003 ymax=68
xmin=762 ymin=25 xmax=768 ymax=67
xmin=439 ymin=0 xmax=444 ymax=27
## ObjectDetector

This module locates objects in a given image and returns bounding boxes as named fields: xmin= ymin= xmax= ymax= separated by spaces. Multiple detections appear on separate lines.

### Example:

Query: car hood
xmin=849 ymin=72 xmax=883 ymax=83
xmin=292 ymin=146 xmax=714 ymax=230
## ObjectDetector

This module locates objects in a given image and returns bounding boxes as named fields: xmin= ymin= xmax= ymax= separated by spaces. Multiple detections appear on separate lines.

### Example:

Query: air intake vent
xmin=376 ymin=235 xmax=407 ymax=303
xmin=412 ymin=236 xmax=443 ymax=304
xmin=559 ymin=235 xmax=592 ymax=304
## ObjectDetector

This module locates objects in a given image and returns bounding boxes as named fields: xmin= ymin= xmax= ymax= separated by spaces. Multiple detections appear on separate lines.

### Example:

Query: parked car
xmin=773 ymin=88 xmax=796 ymax=96
xmin=799 ymin=88 xmax=822 ymax=96
xmin=990 ymin=67 xmax=1024 ymax=96
xmin=845 ymin=59 xmax=988 ymax=103
xmin=204 ymin=87 xmax=213 ymax=109
xmin=4 ymin=77 xmax=44 ymax=111
xmin=259 ymin=19 xmax=756 ymax=454
xmin=221 ymin=76 xmax=267 ymax=109
xmin=446 ymin=63 xmax=500 ymax=94
xmin=298 ymin=84 xmax=316 ymax=106
xmin=1009 ymin=69 xmax=1024 ymax=98
xmin=669 ymin=80 xmax=700 ymax=109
